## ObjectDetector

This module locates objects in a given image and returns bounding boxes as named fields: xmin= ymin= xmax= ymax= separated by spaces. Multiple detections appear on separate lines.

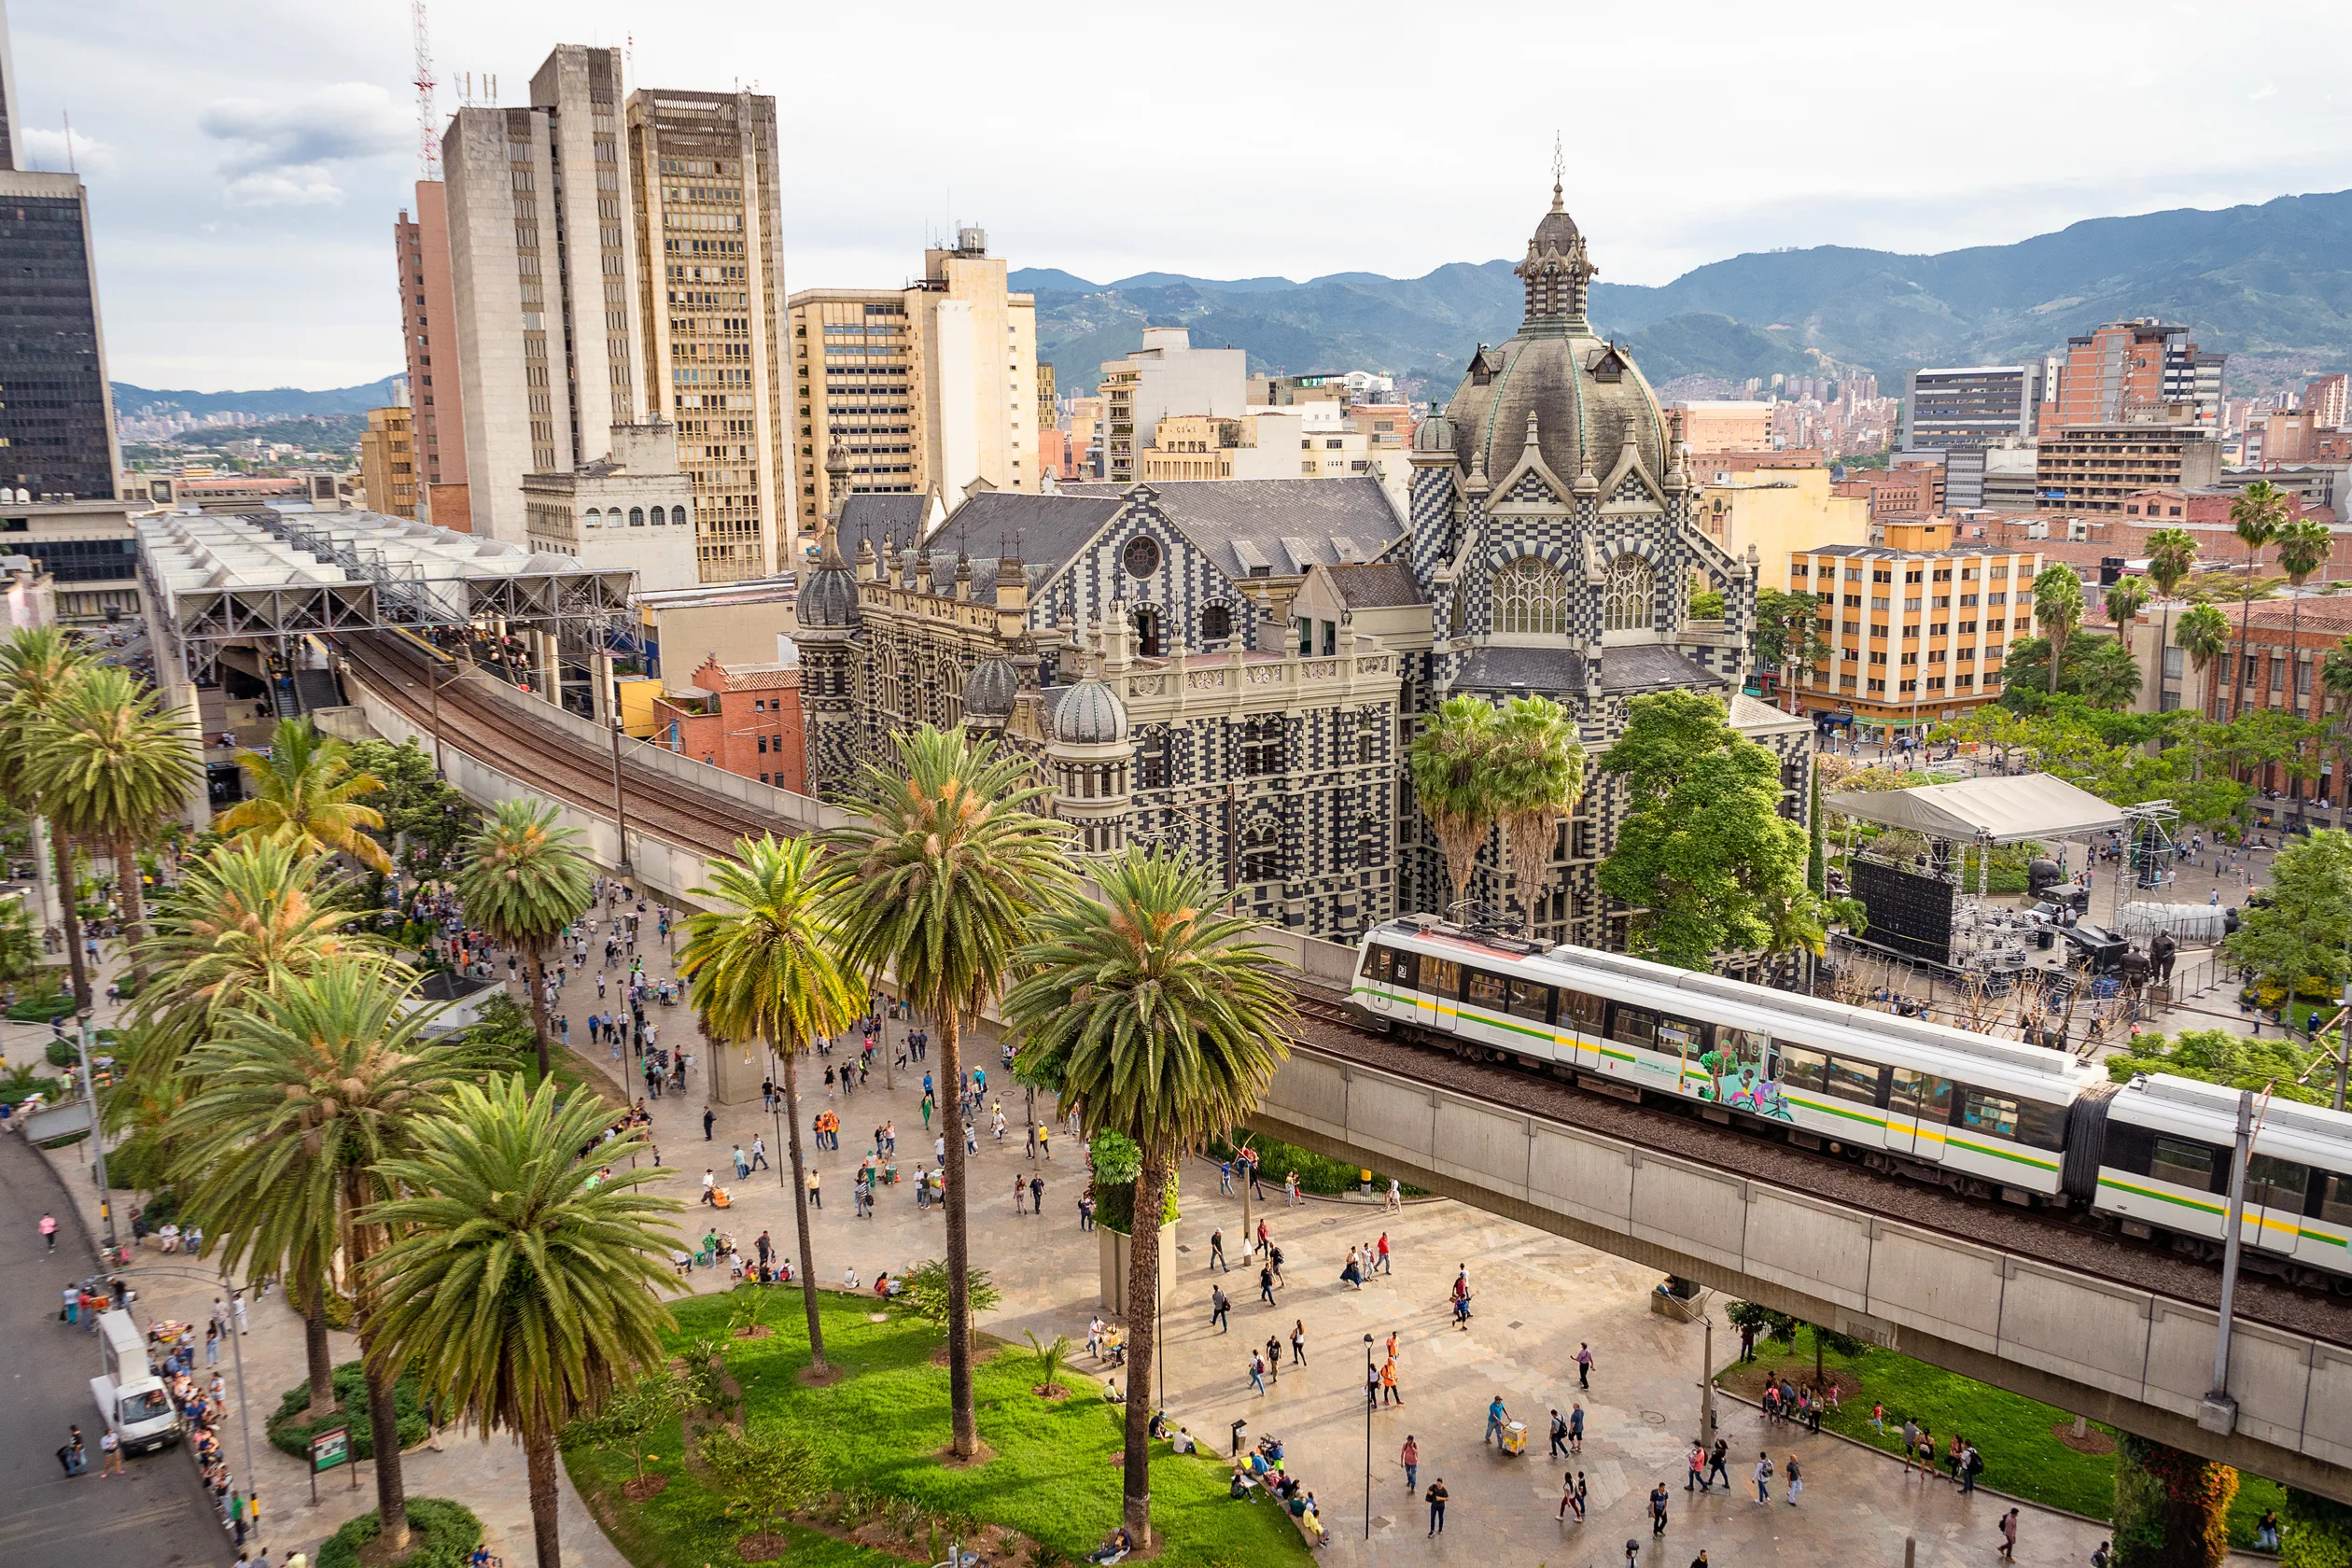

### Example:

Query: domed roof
xmin=1412 ymin=407 xmax=1456 ymax=453
xmin=797 ymin=561 xmax=860 ymax=629
xmin=964 ymin=654 xmax=1019 ymax=721
xmin=1440 ymin=183 xmax=1670 ymax=490
xmin=1052 ymin=677 xmax=1128 ymax=747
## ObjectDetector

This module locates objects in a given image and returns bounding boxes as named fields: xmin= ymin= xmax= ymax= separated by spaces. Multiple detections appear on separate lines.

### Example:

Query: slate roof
xmin=833 ymin=494 xmax=931 ymax=557
xmin=1320 ymin=563 xmax=1427 ymax=609
xmin=1059 ymin=478 xmax=1406 ymax=581
xmin=842 ymin=491 xmax=1127 ymax=594
xmin=1598 ymin=643 xmax=1724 ymax=693
xmin=1452 ymin=645 xmax=1587 ymax=694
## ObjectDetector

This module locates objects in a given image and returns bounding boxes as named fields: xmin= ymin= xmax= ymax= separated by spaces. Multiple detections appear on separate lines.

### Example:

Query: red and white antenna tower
xmin=412 ymin=0 xmax=440 ymax=181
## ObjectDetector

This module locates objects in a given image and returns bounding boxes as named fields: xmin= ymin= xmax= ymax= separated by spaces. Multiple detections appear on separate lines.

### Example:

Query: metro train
xmin=1344 ymin=917 xmax=2352 ymax=1292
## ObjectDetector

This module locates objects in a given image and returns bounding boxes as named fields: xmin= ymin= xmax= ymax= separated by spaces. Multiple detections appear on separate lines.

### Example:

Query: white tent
xmin=1822 ymin=772 xmax=2126 ymax=846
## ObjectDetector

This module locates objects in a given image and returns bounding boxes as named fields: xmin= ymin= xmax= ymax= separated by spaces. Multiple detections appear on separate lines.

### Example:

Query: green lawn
xmin=1729 ymin=1327 xmax=2285 ymax=1546
xmin=566 ymin=1290 xmax=1313 ymax=1568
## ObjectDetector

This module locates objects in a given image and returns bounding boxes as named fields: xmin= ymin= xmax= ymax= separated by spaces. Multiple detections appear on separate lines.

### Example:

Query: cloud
xmin=199 ymin=81 xmax=407 ymax=206
xmin=19 ymin=126 xmax=116 ymax=175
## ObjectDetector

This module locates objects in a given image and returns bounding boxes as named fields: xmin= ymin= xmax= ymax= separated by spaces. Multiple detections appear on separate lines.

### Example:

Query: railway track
xmin=338 ymin=636 xmax=2352 ymax=1347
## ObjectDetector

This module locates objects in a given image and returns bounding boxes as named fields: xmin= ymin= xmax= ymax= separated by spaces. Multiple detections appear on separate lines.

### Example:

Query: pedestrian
xmin=1786 ymin=1453 xmax=1802 ymax=1506
xmin=1249 ymin=1352 xmax=1267 ymax=1395
xmin=1380 ymin=1357 xmax=1401 ymax=1406
xmin=1753 ymin=1450 xmax=1772 ymax=1504
xmin=703 ymin=1105 xmax=715 ymax=1141
xmin=1014 ymin=1173 xmax=1027 ymax=1214
xmin=702 ymin=1169 xmax=717 ymax=1206
xmin=1210 ymin=1227 xmax=1227 ymax=1272
xmin=2093 ymin=1542 xmax=2111 ymax=1568
xmin=63 ymin=1424 xmax=86 ymax=1476
xmin=750 ymin=1135 xmax=769 ymax=1171
xmin=1560 ymin=1469 xmax=1579 ymax=1521
xmin=1550 ymin=1408 xmax=1570 ymax=1459
xmin=1998 ymin=1508 xmax=2019 ymax=1561
xmin=1425 ymin=1477 xmax=1448 ymax=1536
xmin=1569 ymin=1402 xmax=1585 ymax=1454
xmin=733 ymin=1144 xmax=749 ymax=1180
xmin=1485 ymin=1393 xmax=1510 ymax=1447
xmin=1400 ymin=1435 xmax=1419 ymax=1492
xmin=1869 ymin=1400 xmax=1885 ymax=1435
xmin=1211 ymin=1286 xmax=1230 ymax=1333
xmin=1259 ymin=1263 xmax=1276 ymax=1307
xmin=100 ymin=1427 xmax=122 ymax=1477
xmin=1374 ymin=1232 xmax=1391 ymax=1274
xmin=1386 ymin=1177 xmax=1402 ymax=1211
xmin=1576 ymin=1340 xmax=1594 ymax=1389
xmin=1962 ymin=1443 xmax=1982 ymax=1496
xmin=1705 ymin=1438 xmax=1729 ymax=1491
xmin=41 ymin=1211 xmax=57 ymax=1252
xmin=1365 ymin=1361 xmax=1380 ymax=1409
xmin=1687 ymin=1440 xmax=1704 ymax=1491
xmin=1290 ymin=1319 xmax=1306 ymax=1365
xmin=807 ymin=1169 xmax=821 ymax=1209
xmin=1649 ymin=1481 xmax=1669 ymax=1534
xmin=1029 ymin=1174 xmax=1043 ymax=1213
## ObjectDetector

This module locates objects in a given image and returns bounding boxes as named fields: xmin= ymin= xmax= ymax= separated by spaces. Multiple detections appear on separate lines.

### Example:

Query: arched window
xmin=1492 ymin=555 xmax=1569 ymax=636
xmin=582 ymin=508 xmax=602 ymax=529
xmin=647 ymin=506 xmax=665 ymax=526
xmin=1240 ymin=819 xmax=1282 ymax=884
xmin=628 ymin=506 xmax=646 ymax=527
xmin=1131 ymin=605 xmax=1163 ymax=657
xmin=1199 ymin=602 xmax=1233 ymax=644
xmin=1603 ymin=553 xmax=1656 ymax=634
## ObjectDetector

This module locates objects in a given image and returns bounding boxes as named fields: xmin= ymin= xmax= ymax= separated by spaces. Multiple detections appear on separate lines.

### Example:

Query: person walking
xmin=1029 ymin=1174 xmax=1043 ymax=1214
xmin=1425 ymin=1477 xmax=1448 ymax=1537
xmin=1569 ymin=1402 xmax=1585 ymax=1454
xmin=1485 ymin=1393 xmax=1511 ymax=1447
xmin=1290 ymin=1319 xmax=1306 ymax=1365
xmin=1705 ymin=1438 xmax=1729 ymax=1491
xmin=1265 ymin=1334 xmax=1282 ymax=1384
xmin=1380 ymin=1357 xmax=1401 ymax=1407
xmin=1249 ymin=1351 xmax=1267 ymax=1395
xmin=1649 ymin=1481 xmax=1670 ymax=1535
xmin=1211 ymin=1285 xmax=1230 ymax=1333
xmin=1576 ymin=1341 xmax=1594 ymax=1389
xmin=1014 ymin=1173 xmax=1028 ymax=1214
xmin=749 ymin=1135 xmax=769 ymax=1171
xmin=806 ymin=1168 xmax=821 ymax=1209
xmin=1753 ymin=1451 xmax=1772 ymax=1504
xmin=1560 ymin=1469 xmax=1580 ymax=1521
xmin=703 ymin=1105 xmax=715 ymax=1141
xmin=1210 ymin=1227 xmax=1227 ymax=1272
xmin=1785 ymin=1453 xmax=1802 ymax=1506
xmin=1687 ymin=1441 xmax=1705 ymax=1491
xmin=1550 ymin=1408 xmax=1570 ymax=1459
xmin=1998 ymin=1508 xmax=2019 ymax=1561
xmin=1374 ymin=1232 xmax=1391 ymax=1275
xmin=41 ymin=1211 xmax=58 ymax=1252
xmin=1258 ymin=1262 xmax=1277 ymax=1307
xmin=99 ymin=1428 xmax=123 ymax=1477
xmin=732 ymin=1143 xmax=749 ymax=1181
xmin=701 ymin=1169 xmax=717 ymax=1206
xmin=1400 ymin=1435 xmax=1419 ymax=1494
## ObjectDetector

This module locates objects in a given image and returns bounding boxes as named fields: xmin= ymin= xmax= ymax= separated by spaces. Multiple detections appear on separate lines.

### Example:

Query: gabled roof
xmin=1598 ymin=643 xmax=1722 ymax=693
xmin=1453 ymin=645 xmax=1586 ymax=694
xmin=1059 ymin=478 xmax=1406 ymax=581
xmin=847 ymin=491 xmax=1128 ymax=594
xmin=1318 ymin=563 xmax=1426 ymax=609
xmin=833 ymin=494 xmax=931 ymax=558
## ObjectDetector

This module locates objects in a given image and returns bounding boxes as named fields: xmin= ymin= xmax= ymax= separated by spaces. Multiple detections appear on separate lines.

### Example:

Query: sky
xmin=16 ymin=0 xmax=2352 ymax=393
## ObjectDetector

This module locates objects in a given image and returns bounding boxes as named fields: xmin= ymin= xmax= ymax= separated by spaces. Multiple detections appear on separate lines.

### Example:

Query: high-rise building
xmin=1098 ymin=329 xmax=1245 ymax=484
xmin=2037 ymin=320 xmax=2222 ymax=435
xmin=2304 ymin=372 xmax=2349 ymax=430
xmin=395 ymin=184 xmax=469 ymax=529
xmin=2036 ymin=423 xmax=2223 ymax=512
xmin=358 ymin=405 xmax=416 ymax=518
xmin=787 ymin=229 xmax=1038 ymax=529
xmin=0 ymin=3 xmax=119 ymax=504
xmin=625 ymin=86 xmax=793 ymax=581
xmin=1901 ymin=365 xmax=2041 ymax=451
xmin=441 ymin=46 xmax=645 ymax=546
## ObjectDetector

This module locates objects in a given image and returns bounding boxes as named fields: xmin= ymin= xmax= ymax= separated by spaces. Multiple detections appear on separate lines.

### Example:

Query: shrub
xmin=266 ymin=1358 xmax=427 ymax=1460
xmin=46 ymin=1037 xmax=78 ymax=1068
xmin=139 ymin=1188 xmax=179 ymax=1227
xmin=8 ymin=992 xmax=77 ymax=1023
xmin=315 ymin=1498 xmax=483 ymax=1568
xmin=1205 ymin=1131 xmax=1424 ymax=1198
xmin=2283 ymin=1488 xmax=2352 ymax=1568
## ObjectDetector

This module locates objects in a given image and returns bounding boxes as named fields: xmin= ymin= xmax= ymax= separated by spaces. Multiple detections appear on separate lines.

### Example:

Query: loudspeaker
xmin=1851 ymin=858 xmax=1955 ymax=965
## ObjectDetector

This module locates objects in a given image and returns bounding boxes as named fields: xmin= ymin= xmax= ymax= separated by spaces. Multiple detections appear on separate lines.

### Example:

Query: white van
xmin=90 ymin=1309 xmax=180 ymax=1455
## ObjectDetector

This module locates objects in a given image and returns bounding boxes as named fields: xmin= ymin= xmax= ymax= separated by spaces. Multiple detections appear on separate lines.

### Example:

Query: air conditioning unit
xmin=2025 ymin=520 xmax=2049 ymax=539
xmin=2067 ymin=520 xmax=2090 ymax=541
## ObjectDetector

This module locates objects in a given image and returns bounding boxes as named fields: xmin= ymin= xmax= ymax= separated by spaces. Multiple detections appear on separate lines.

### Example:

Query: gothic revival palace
xmin=794 ymin=179 xmax=1812 ymax=945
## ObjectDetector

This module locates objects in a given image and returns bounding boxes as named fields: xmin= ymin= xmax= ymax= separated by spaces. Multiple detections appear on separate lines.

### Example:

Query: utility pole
xmin=609 ymin=718 xmax=633 ymax=876
xmin=75 ymin=1012 xmax=117 ymax=1256
xmin=1699 ymin=1314 xmax=1715 ymax=1443
xmin=2200 ymin=1087 xmax=2257 ymax=1435
xmin=427 ymin=658 xmax=445 ymax=778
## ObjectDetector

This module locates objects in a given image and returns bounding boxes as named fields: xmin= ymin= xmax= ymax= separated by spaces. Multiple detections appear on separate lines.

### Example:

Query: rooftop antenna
xmin=411 ymin=0 xmax=440 ymax=180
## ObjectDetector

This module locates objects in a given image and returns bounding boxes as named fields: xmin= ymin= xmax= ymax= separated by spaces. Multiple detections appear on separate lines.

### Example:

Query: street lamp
xmin=1363 ymin=1333 xmax=1375 ymax=1540
xmin=74 ymin=1010 xmax=118 ymax=1254
xmin=117 ymin=1262 xmax=259 ymax=1529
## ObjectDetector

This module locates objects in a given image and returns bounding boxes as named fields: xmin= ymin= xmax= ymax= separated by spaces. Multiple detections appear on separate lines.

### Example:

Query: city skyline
xmin=15 ymin=0 xmax=2352 ymax=390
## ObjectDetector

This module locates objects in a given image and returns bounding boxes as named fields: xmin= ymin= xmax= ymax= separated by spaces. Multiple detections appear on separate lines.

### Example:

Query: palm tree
xmin=0 ymin=627 xmax=93 ymax=1009
xmin=2323 ymin=637 xmax=2352 ymax=811
xmin=217 ymin=717 xmax=393 ymax=874
xmin=132 ymin=837 xmax=375 ymax=1410
xmin=2030 ymin=566 xmax=2086 ymax=697
xmin=2275 ymin=516 xmax=2333 ymax=727
xmin=169 ymin=961 xmax=469 ymax=1555
xmin=1490 ymin=695 xmax=1586 ymax=931
xmin=455 ymin=798 xmax=594 ymax=1083
xmin=2179 ymin=603 xmax=2234 ymax=723
xmin=2144 ymin=527 xmax=2198 ymax=712
xmin=1001 ymin=847 xmax=1295 ymax=1546
xmin=364 ymin=1076 xmax=681 ymax=1568
xmin=679 ymin=835 xmax=861 ymax=1373
xmin=1407 ymin=694 xmax=1504 ymax=912
xmin=819 ymin=724 xmax=1074 ymax=1459
xmin=2103 ymin=576 xmax=2148 ymax=707
xmin=24 ymin=665 xmax=203 ymax=984
xmin=2229 ymin=480 xmax=2290 ymax=720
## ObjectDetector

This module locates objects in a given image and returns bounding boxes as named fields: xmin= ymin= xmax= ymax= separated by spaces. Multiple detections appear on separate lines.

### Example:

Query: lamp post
xmin=75 ymin=1010 xmax=117 ymax=1255
xmin=609 ymin=718 xmax=633 ymax=878
xmin=1363 ymin=1333 xmax=1375 ymax=1540
xmin=427 ymin=656 xmax=445 ymax=779
xmin=116 ymin=1262 xmax=258 ymax=1524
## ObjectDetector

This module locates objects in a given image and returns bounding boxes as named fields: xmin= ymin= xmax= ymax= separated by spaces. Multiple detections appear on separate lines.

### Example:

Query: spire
xmin=1551 ymin=130 xmax=1565 ymax=214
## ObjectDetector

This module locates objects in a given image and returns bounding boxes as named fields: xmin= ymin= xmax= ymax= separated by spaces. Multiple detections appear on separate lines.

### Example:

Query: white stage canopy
xmin=1822 ymin=772 xmax=2127 ymax=845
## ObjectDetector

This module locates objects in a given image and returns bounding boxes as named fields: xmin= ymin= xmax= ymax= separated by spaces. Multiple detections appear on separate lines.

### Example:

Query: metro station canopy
xmin=1823 ymin=772 xmax=2126 ymax=846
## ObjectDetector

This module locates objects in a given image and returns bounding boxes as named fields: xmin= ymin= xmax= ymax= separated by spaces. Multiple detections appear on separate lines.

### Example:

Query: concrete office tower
xmin=395 ymin=183 xmax=469 ymax=528
xmin=0 ymin=0 xmax=119 ymax=503
xmin=625 ymin=87 xmax=792 ymax=582
xmin=1901 ymin=365 xmax=2043 ymax=509
xmin=786 ymin=233 xmax=1038 ymax=531
xmin=441 ymin=45 xmax=644 ymax=546
xmin=1099 ymin=328 xmax=1245 ymax=484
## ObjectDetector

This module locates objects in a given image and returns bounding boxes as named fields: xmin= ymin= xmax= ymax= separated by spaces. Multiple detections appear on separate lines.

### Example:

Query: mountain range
xmin=1019 ymin=189 xmax=2352 ymax=403
xmin=113 ymin=375 xmax=406 ymax=421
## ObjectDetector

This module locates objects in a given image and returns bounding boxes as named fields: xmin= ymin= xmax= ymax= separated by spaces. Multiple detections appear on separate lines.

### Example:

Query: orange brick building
xmin=651 ymin=655 xmax=806 ymax=792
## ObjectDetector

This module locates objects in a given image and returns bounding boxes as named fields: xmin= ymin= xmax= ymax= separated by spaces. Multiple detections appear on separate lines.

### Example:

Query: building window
xmin=1199 ymin=602 xmax=1233 ymax=644
xmin=629 ymin=506 xmax=646 ymax=526
xmin=1240 ymin=716 xmax=1282 ymax=777
xmin=1131 ymin=605 xmax=1164 ymax=657
xmin=1123 ymin=535 xmax=1161 ymax=578
xmin=1602 ymin=553 xmax=1655 ymax=633
xmin=1240 ymin=820 xmax=1281 ymax=884
xmin=582 ymin=508 xmax=602 ymax=528
xmin=1492 ymin=555 xmax=1569 ymax=636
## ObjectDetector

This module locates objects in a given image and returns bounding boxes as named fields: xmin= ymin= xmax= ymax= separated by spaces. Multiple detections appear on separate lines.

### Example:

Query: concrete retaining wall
xmin=1253 ymin=1045 xmax=2352 ymax=1503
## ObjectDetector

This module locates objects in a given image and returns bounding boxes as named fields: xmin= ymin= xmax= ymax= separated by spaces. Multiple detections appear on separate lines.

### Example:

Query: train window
xmin=1466 ymin=970 xmax=1508 ymax=1012
xmin=1826 ymin=1057 xmax=1883 ymax=1105
xmin=1776 ymin=1044 xmax=1828 ymax=1093
xmin=2322 ymin=1174 xmax=2352 ymax=1226
xmin=1891 ymin=1068 xmax=1953 ymax=1118
xmin=1422 ymin=957 xmax=1462 ymax=1000
xmin=2149 ymin=1137 xmax=2217 ymax=1191
xmin=1506 ymin=977 xmax=1551 ymax=1024
xmin=1608 ymin=1005 xmax=1657 ymax=1051
xmin=1963 ymin=1090 xmax=2067 ymax=1152
xmin=2248 ymin=1154 xmax=2311 ymax=1213
xmin=1366 ymin=945 xmax=1418 ymax=989
xmin=1559 ymin=988 xmax=1604 ymax=1032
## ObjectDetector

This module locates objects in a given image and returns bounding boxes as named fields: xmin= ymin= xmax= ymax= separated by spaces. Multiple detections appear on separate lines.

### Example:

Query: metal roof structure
xmin=1824 ymin=772 xmax=2127 ymax=846
xmin=138 ymin=508 xmax=636 ymax=682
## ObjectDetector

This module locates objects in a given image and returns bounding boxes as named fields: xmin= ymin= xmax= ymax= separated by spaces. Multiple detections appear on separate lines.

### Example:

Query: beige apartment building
xmin=626 ymin=86 xmax=793 ymax=581
xmin=357 ymin=406 xmax=416 ymax=518
xmin=789 ymin=229 xmax=1037 ymax=531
